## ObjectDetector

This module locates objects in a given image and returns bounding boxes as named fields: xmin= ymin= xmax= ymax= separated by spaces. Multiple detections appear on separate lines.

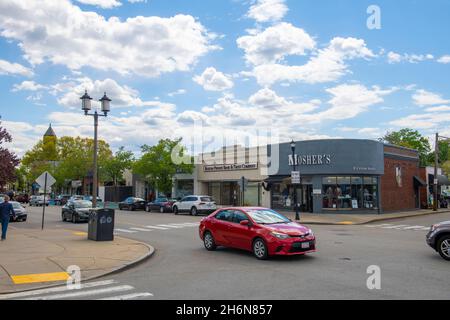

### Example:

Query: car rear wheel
xmin=173 ymin=206 xmax=179 ymax=215
xmin=203 ymin=231 xmax=217 ymax=251
xmin=72 ymin=214 xmax=77 ymax=224
xmin=253 ymin=238 xmax=268 ymax=260
xmin=437 ymin=235 xmax=450 ymax=261
xmin=62 ymin=213 xmax=66 ymax=222
xmin=191 ymin=206 xmax=198 ymax=216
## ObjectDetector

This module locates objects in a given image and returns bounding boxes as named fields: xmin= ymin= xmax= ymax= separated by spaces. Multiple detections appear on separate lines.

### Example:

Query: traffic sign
xmin=291 ymin=171 xmax=301 ymax=184
xmin=36 ymin=171 xmax=56 ymax=188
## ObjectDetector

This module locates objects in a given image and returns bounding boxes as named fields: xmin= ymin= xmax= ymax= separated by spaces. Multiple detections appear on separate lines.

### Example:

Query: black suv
xmin=426 ymin=221 xmax=450 ymax=261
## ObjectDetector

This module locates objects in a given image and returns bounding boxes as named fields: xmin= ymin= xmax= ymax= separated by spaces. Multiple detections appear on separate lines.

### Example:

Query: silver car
xmin=29 ymin=195 xmax=49 ymax=206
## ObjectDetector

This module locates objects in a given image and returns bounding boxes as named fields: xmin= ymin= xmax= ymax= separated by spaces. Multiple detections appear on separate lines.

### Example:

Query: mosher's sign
xmin=288 ymin=154 xmax=332 ymax=166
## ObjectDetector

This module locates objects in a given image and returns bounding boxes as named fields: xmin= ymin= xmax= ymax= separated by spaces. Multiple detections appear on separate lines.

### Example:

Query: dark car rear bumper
xmin=11 ymin=214 xmax=27 ymax=221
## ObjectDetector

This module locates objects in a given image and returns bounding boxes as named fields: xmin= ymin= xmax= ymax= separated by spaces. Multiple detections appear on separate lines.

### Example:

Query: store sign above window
xmin=204 ymin=163 xmax=258 ymax=172
xmin=288 ymin=154 xmax=331 ymax=166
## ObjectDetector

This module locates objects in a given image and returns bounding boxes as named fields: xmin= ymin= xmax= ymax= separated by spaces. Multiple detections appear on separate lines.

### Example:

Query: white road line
xmin=115 ymin=228 xmax=138 ymax=233
xmin=97 ymin=292 xmax=154 ymax=300
xmin=170 ymin=223 xmax=199 ymax=226
xmin=23 ymin=285 xmax=134 ymax=300
xmin=157 ymin=224 xmax=185 ymax=229
xmin=0 ymin=280 xmax=117 ymax=300
xmin=381 ymin=225 xmax=410 ymax=229
xmin=365 ymin=224 xmax=393 ymax=228
xmin=145 ymin=225 xmax=169 ymax=230
xmin=402 ymin=225 xmax=427 ymax=230
xmin=130 ymin=227 xmax=153 ymax=232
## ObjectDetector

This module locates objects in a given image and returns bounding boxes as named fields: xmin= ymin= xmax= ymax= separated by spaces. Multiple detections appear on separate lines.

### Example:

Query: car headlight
xmin=307 ymin=229 xmax=314 ymax=236
xmin=271 ymin=232 xmax=290 ymax=240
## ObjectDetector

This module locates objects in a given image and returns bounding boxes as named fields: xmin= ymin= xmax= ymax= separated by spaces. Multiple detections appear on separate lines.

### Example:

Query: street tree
xmin=133 ymin=138 xmax=194 ymax=196
xmin=383 ymin=129 xmax=431 ymax=166
xmin=0 ymin=121 xmax=20 ymax=190
xmin=101 ymin=146 xmax=134 ymax=186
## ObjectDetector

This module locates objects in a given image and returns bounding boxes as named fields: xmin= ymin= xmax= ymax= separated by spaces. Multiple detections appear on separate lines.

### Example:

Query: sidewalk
xmin=279 ymin=208 xmax=450 ymax=225
xmin=0 ymin=228 xmax=154 ymax=294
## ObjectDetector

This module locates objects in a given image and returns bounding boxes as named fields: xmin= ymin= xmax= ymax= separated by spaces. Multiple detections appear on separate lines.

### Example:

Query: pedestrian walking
xmin=0 ymin=195 xmax=15 ymax=241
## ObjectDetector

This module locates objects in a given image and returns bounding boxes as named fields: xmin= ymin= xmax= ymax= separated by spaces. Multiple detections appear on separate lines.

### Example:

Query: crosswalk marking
xmin=365 ymin=224 xmax=431 ymax=232
xmin=0 ymin=279 xmax=153 ymax=301
xmin=24 ymin=285 xmax=134 ymax=300
xmin=0 ymin=280 xmax=117 ymax=300
xmin=145 ymin=225 xmax=169 ymax=230
xmin=97 ymin=292 xmax=154 ymax=300
xmin=130 ymin=227 xmax=153 ymax=232
xmin=115 ymin=228 xmax=138 ymax=233
xmin=113 ymin=222 xmax=199 ymax=235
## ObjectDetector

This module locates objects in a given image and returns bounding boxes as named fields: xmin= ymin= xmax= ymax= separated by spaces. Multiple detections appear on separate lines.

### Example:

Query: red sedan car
xmin=199 ymin=207 xmax=316 ymax=260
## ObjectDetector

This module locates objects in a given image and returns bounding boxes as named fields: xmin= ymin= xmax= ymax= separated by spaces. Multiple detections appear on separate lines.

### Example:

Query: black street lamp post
xmin=291 ymin=140 xmax=300 ymax=221
xmin=80 ymin=90 xmax=111 ymax=208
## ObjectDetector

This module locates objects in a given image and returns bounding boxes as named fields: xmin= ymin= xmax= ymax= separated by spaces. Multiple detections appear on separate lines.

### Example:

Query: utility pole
xmin=434 ymin=132 xmax=439 ymax=211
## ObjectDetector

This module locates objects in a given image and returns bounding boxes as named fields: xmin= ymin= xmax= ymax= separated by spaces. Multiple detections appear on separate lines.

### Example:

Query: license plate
xmin=301 ymin=242 xmax=310 ymax=249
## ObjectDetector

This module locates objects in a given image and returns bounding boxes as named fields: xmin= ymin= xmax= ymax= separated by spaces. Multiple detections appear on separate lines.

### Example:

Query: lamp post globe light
xmin=80 ymin=90 xmax=111 ymax=208
xmin=290 ymin=140 xmax=300 ymax=221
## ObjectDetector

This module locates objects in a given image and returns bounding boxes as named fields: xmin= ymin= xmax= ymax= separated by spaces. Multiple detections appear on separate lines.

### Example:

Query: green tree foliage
xmin=21 ymin=136 xmax=112 ymax=189
xmin=383 ymin=129 xmax=431 ymax=166
xmin=133 ymin=138 xmax=194 ymax=196
xmin=100 ymin=147 xmax=134 ymax=186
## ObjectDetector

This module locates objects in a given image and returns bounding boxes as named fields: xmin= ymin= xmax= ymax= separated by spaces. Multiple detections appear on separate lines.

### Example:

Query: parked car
xmin=55 ymin=194 xmax=71 ymax=206
xmin=145 ymin=197 xmax=176 ymax=213
xmin=172 ymin=195 xmax=216 ymax=216
xmin=83 ymin=195 xmax=103 ymax=204
xmin=16 ymin=193 xmax=30 ymax=204
xmin=62 ymin=200 xmax=93 ymax=223
xmin=10 ymin=201 xmax=27 ymax=222
xmin=29 ymin=195 xmax=49 ymax=206
xmin=118 ymin=197 xmax=146 ymax=211
xmin=69 ymin=195 xmax=84 ymax=202
xmin=199 ymin=207 xmax=316 ymax=260
xmin=426 ymin=221 xmax=450 ymax=261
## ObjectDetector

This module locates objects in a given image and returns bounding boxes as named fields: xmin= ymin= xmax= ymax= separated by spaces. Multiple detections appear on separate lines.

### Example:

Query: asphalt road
xmin=8 ymin=204 xmax=450 ymax=300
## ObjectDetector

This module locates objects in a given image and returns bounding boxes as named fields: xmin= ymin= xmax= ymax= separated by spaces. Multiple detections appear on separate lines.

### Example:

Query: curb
xmin=0 ymin=237 xmax=155 ymax=295
xmin=296 ymin=209 xmax=450 ymax=226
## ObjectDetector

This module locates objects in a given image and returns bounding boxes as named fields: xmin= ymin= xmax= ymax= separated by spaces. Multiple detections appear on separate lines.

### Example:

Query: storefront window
xmin=208 ymin=182 xmax=221 ymax=204
xmin=244 ymin=182 xmax=260 ymax=206
xmin=176 ymin=180 xmax=194 ymax=198
xmin=323 ymin=176 xmax=378 ymax=210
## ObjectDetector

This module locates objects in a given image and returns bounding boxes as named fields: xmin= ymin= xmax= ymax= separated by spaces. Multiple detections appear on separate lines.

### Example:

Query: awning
xmin=413 ymin=176 xmax=427 ymax=187
xmin=438 ymin=175 xmax=450 ymax=186
xmin=264 ymin=175 xmax=289 ymax=183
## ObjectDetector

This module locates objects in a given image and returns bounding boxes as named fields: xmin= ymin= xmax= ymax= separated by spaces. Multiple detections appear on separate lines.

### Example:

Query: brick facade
xmin=381 ymin=145 xmax=421 ymax=211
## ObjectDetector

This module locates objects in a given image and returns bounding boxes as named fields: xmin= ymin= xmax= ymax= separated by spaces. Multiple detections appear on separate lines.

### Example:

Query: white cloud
xmin=76 ymin=0 xmax=122 ymax=8
xmin=248 ymin=87 xmax=318 ymax=113
xmin=314 ymin=84 xmax=393 ymax=121
xmin=0 ymin=0 xmax=216 ymax=77
xmin=168 ymin=89 xmax=187 ymax=97
xmin=55 ymin=77 xmax=175 ymax=109
xmin=412 ymin=89 xmax=449 ymax=106
xmin=437 ymin=55 xmax=450 ymax=64
xmin=193 ymin=67 xmax=234 ymax=91
xmin=247 ymin=0 xmax=288 ymax=23
xmin=12 ymin=80 xmax=47 ymax=92
xmin=387 ymin=51 xmax=434 ymax=64
xmin=0 ymin=59 xmax=33 ymax=77
xmin=237 ymin=23 xmax=316 ymax=65
xmin=250 ymin=37 xmax=375 ymax=86
xmin=390 ymin=113 xmax=450 ymax=130
xmin=425 ymin=105 xmax=450 ymax=112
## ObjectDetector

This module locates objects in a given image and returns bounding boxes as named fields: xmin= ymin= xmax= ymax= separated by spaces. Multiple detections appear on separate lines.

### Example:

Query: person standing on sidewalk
xmin=0 ymin=195 xmax=15 ymax=241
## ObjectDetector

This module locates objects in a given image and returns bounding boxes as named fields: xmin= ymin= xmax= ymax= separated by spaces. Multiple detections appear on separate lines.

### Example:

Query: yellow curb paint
xmin=11 ymin=272 xmax=69 ymax=284
xmin=338 ymin=221 xmax=354 ymax=225
xmin=73 ymin=232 xmax=87 ymax=236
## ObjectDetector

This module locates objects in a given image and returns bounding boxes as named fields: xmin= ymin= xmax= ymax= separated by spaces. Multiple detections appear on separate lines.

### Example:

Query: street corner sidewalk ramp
xmin=0 ymin=228 xmax=154 ymax=294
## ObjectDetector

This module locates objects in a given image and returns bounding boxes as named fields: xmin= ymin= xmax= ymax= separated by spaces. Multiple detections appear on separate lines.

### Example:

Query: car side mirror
xmin=240 ymin=220 xmax=250 ymax=226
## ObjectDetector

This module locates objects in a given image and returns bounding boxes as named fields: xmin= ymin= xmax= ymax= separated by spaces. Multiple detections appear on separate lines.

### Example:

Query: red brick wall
xmin=381 ymin=156 xmax=421 ymax=211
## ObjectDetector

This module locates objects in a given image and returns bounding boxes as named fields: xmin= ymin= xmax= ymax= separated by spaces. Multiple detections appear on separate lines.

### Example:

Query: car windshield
xmin=73 ymin=201 xmax=92 ymax=208
xmin=11 ymin=202 xmax=22 ymax=209
xmin=246 ymin=209 xmax=291 ymax=225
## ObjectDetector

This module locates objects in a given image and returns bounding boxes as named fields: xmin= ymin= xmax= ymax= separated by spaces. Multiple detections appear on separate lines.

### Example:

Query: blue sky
xmin=0 ymin=0 xmax=449 ymax=156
